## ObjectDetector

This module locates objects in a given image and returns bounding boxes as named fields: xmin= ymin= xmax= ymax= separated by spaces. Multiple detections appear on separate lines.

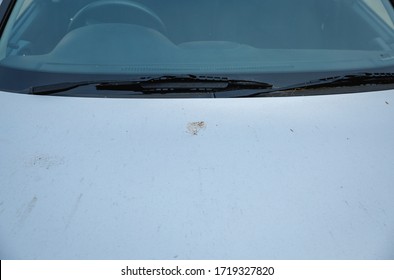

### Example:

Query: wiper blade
xmin=240 ymin=72 xmax=394 ymax=97
xmin=31 ymin=81 xmax=95 ymax=95
xmin=97 ymin=75 xmax=272 ymax=93
xmin=30 ymin=75 xmax=272 ymax=96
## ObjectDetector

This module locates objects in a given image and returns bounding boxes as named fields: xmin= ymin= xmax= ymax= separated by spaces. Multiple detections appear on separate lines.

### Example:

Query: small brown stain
xmin=187 ymin=121 xmax=207 ymax=135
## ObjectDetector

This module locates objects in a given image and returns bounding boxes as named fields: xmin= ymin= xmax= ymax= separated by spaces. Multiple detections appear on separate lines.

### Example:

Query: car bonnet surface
xmin=0 ymin=90 xmax=394 ymax=259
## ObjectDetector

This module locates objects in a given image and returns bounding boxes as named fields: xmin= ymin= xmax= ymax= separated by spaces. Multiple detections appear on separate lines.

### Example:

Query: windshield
xmin=1 ymin=0 xmax=394 ymax=96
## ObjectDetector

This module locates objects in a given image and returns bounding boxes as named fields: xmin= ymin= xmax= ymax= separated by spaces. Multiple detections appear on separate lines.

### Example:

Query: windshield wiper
xmin=239 ymin=72 xmax=394 ymax=98
xmin=30 ymin=75 xmax=272 ymax=96
xmin=31 ymin=72 xmax=392 ymax=97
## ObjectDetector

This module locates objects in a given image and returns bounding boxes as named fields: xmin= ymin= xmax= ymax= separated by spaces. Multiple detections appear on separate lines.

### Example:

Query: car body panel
xmin=0 ymin=90 xmax=393 ymax=259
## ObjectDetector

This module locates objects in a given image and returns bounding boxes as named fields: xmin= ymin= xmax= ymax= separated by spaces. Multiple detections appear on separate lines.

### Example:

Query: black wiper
xmin=240 ymin=72 xmax=394 ymax=98
xmin=30 ymin=75 xmax=272 ymax=96
xmin=31 ymin=81 xmax=95 ymax=95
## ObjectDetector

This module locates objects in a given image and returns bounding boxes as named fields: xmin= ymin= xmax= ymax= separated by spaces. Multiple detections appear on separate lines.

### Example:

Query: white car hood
xmin=0 ymin=90 xmax=393 ymax=259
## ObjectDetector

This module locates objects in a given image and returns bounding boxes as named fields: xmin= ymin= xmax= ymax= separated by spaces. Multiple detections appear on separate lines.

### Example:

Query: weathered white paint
xmin=0 ymin=90 xmax=393 ymax=259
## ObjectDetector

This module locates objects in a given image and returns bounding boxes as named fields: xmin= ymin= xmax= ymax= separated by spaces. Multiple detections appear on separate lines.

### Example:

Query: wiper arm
xmin=30 ymin=75 xmax=272 ymax=96
xmin=240 ymin=72 xmax=394 ymax=98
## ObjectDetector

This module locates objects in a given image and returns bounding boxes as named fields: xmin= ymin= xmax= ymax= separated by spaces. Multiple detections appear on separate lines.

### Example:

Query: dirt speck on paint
xmin=187 ymin=121 xmax=207 ymax=136
xmin=29 ymin=155 xmax=65 ymax=170
xmin=18 ymin=196 xmax=38 ymax=226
